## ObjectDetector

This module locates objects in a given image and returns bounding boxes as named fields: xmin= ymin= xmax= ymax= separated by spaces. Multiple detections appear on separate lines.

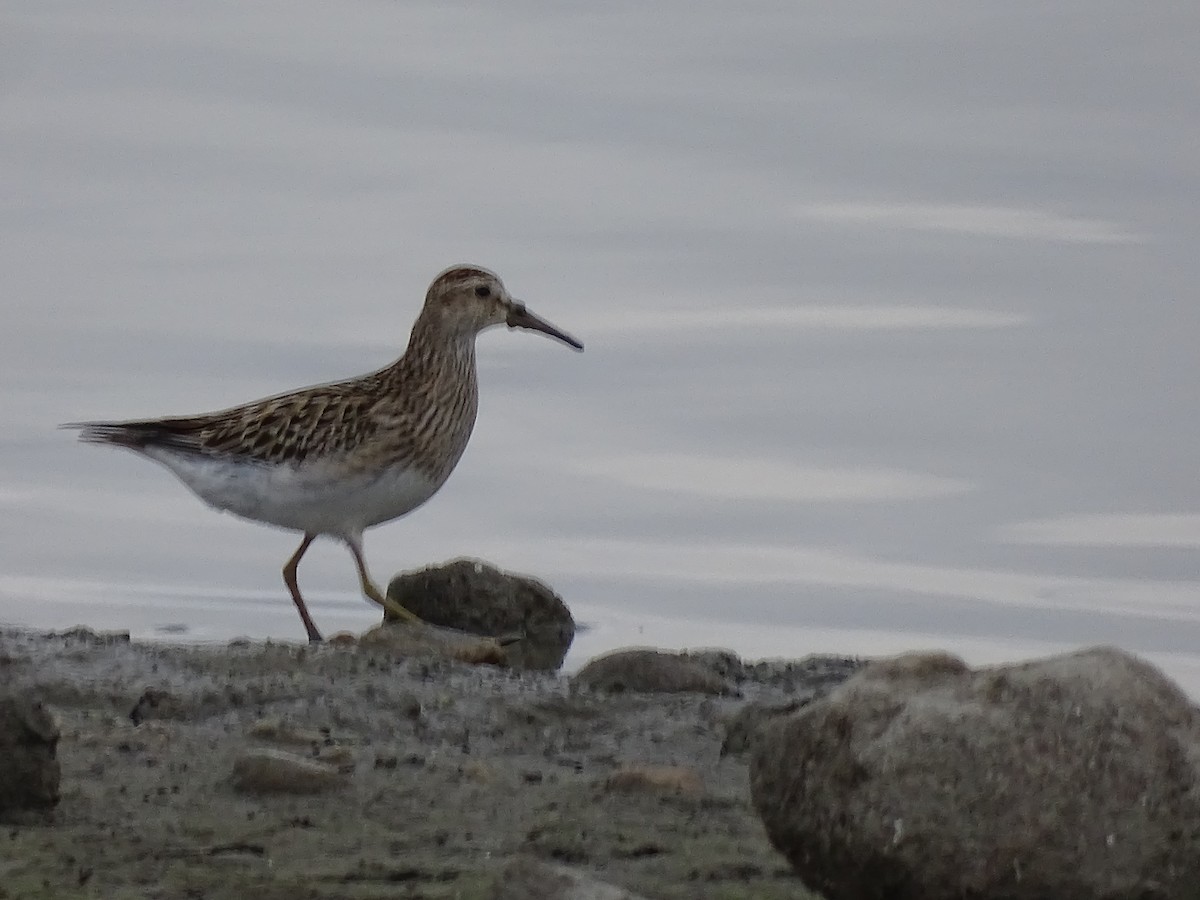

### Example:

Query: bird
xmin=65 ymin=265 xmax=583 ymax=642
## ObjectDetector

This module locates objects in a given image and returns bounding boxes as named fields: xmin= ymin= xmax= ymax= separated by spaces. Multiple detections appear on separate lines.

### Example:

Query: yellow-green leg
xmin=345 ymin=536 xmax=424 ymax=624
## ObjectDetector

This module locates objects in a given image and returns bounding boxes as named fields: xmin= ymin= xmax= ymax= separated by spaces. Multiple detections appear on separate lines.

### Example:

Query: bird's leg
xmin=344 ymin=535 xmax=424 ymax=624
xmin=283 ymin=532 xmax=323 ymax=642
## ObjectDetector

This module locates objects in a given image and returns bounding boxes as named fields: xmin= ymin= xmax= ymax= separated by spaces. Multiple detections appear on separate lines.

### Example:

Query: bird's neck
xmin=384 ymin=315 xmax=478 ymax=394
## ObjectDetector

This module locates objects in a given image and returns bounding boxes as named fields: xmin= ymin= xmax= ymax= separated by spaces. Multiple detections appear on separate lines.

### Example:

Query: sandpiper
xmin=66 ymin=265 xmax=583 ymax=642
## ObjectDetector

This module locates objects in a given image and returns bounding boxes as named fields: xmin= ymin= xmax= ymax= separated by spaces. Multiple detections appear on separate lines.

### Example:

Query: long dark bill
xmin=506 ymin=301 xmax=584 ymax=351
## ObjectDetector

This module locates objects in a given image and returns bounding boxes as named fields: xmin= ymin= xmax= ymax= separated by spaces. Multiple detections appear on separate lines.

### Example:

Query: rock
xmin=603 ymin=765 xmax=703 ymax=796
xmin=750 ymin=647 xmax=1200 ymax=900
xmin=488 ymin=855 xmax=650 ymax=900
xmin=386 ymin=558 xmax=574 ymax=671
xmin=572 ymin=649 xmax=733 ymax=695
xmin=357 ymin=621 xmax=509 ymax=667
xmin=231 ymin=748 xmax=347 ymax=794
xmin=0 ymin=695 xmax=61 ymax=818
xmin=719 ymin=699 xmax=808 ymax=758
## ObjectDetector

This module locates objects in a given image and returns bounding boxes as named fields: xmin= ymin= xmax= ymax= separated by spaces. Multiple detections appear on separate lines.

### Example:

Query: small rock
xmin=386 ymin=558 xmax=575 ymax=671
xmin=603 ymin=765 xmax=703 ymax=796
xmin=231 ymin=748 xmax=346 ymax=794
xmin=357 ymin=621 xmax=508 ymax=668
xmin=572 ymin=649 xmax=733 ymax=695
xmin=488 ymin=855 xmax=650 ymax=900
xmin=750 ymin=646 xmax=1200 ymax=900
xmin=0 ymin=695 xmax=60 ymax=818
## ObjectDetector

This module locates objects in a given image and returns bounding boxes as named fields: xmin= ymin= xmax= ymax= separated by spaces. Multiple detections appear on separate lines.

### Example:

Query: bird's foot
xmin=380 ymin=597 xmax=425 ymax=625
xmin=360 ymin=576 xmax=425 ymax=625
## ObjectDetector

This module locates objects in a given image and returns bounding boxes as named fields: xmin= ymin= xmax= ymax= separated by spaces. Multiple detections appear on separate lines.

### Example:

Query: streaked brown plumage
xmin=65 ymin=265 xmax=583 ymax=642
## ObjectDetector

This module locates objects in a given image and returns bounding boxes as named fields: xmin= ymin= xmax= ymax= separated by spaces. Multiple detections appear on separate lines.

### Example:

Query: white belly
xmin=144 ymin=449 xmax=443 ymax=538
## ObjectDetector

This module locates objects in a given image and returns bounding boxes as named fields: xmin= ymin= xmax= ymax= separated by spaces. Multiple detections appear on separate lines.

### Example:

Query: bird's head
xmin=421 ymin=265 xmax=583 ymax=351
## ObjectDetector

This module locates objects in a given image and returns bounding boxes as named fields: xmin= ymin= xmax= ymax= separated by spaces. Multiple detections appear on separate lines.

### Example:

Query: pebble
xmin=231 ymin=749 xmax=346 ymax=794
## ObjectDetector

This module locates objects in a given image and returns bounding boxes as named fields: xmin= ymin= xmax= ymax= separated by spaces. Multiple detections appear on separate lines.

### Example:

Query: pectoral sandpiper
xmin=66 ymin=265 xmax=583 ymax=642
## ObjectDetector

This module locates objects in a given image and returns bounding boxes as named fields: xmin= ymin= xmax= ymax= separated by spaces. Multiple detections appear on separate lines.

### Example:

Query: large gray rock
xmin=750 ymin=647 xmax=1200 ymax=900
xmin=0 ymin=695 xmax=61 ymax=818
xmin=386 ymin=558 xmax=574 ymax=671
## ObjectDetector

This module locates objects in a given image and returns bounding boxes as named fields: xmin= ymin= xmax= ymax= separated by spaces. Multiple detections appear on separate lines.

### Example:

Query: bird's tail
xmin=62 ymin=420 xmax=175 ymax=450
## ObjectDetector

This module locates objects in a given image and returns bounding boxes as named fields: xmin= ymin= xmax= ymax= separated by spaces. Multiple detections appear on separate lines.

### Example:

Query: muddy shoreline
xmin=0 ymin=626 xmax=856 ymax=899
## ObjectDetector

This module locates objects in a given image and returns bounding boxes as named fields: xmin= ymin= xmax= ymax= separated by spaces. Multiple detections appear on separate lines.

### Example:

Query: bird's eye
xmin=474 ymin=285 xmax=491 ymax=298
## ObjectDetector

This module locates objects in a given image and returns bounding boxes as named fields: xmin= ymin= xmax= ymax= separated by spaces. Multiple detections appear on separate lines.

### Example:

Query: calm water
xmin=3 ymin=2 xmax=1199 ymax=692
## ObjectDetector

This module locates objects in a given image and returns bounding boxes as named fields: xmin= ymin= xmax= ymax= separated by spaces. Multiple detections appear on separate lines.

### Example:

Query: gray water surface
xmin=3 ymin=2 xmax=1199 ymax=691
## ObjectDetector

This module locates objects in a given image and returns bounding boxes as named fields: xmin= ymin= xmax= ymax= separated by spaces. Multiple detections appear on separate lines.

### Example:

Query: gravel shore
xmin=0 ymin=626 xmax=858 ymax=899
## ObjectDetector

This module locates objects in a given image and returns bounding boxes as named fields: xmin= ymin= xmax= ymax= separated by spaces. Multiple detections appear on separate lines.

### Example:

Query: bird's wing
xmin=64 ymin=381 xmax=386 ymax=465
